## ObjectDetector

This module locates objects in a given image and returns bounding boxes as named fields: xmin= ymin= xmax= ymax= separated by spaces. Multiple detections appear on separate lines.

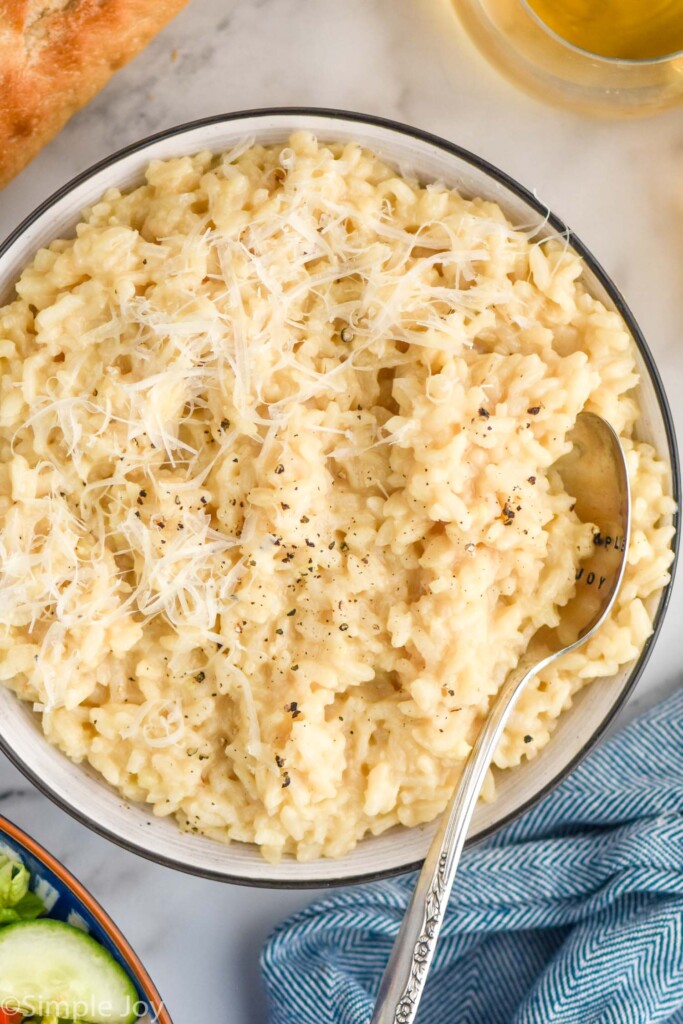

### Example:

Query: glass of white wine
xmin=453 ymin=0 xmax=683 ymax=116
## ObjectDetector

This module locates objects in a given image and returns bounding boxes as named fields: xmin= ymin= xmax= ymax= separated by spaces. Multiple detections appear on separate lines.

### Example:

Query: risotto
xmin=0 ymin=134 xmax=674 ymax=861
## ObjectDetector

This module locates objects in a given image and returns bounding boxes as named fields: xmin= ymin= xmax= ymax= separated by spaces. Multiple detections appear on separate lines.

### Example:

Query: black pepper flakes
xmin=527 ymin=406 xmax=541 ymax=415
xmin=339 ymin=623 xmax=349 ymax=632
xmin=287 ymin=608 xmax=296 ymax=616
xmin=528 ymin=476 xmax=536 ymax=485
xmin=275 ymin=464 xmax=285 ymax=475
xmin=501 ymin=502 xmax=516 ymax=525
xmin=524 ymin=734 xmax=533 ymax=743
xmin=220 ymin=418 xmax=230 ymax=430
xmin=284 ymin=701 xmax=301 ymax=719
xmin=281 ymin=772 xmax=291 ymax=788
xmin=478 ymin=407 xmax=490 ymax=419
xmin=195 ymin=671 xmax=206 ymax=683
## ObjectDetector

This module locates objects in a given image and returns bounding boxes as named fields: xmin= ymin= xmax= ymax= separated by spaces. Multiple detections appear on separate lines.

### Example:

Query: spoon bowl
xmin=372 ymin=411 xmax=631 ymax=1024
xmin=530 ymin=411 xmax=631 ymax=657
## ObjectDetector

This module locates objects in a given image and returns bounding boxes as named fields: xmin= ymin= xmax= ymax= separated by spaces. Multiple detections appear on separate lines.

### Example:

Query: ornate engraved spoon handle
xmin=370 ymin=655 xmax=540 ymax=1024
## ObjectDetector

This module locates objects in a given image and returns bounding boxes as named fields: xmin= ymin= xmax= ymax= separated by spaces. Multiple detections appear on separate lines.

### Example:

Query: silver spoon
xmin=371 ymin=411 xmax=631 ymax=1024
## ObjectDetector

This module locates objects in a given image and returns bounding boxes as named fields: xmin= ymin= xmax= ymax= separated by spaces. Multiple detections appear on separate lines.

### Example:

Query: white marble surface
xmin=1 ymin=0 xmax=682 ymax=1020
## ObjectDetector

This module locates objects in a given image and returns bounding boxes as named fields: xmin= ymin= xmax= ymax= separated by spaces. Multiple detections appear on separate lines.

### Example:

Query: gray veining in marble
xmin=0 ymin=1 xmax=682 ymax=1021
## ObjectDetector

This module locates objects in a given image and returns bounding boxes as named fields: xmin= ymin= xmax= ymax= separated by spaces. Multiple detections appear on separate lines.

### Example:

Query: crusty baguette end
xmin=0 ymin=0 xmax=190 ymax=189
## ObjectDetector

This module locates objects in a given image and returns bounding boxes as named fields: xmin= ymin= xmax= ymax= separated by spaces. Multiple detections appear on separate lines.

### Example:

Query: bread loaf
xmin=0 ymin=0 xmax=189 ymax=189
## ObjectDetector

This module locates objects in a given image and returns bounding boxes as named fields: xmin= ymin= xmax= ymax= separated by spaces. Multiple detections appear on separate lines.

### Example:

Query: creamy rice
xmin=0 ymin=134 xmax=674 ymax=860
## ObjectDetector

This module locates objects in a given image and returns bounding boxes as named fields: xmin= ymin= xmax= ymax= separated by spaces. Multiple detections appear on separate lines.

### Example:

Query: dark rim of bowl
xmin=0 ymin=107 xmax=679 ymax=889
xmin=0 ymin=812 xmax=173 ymax=1022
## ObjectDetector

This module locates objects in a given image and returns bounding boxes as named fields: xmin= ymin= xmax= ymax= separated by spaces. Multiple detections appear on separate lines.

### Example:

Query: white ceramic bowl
xmin=0 ymin=110 xmax=678 ymax=887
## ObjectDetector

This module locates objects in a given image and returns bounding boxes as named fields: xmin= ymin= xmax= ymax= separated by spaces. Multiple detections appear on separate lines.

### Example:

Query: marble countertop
xmin=1 ymin=1 xmax=682 ymax=1020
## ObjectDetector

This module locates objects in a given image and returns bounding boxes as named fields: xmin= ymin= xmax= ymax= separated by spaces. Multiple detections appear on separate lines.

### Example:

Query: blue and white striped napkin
xmin=262 ymin=688 xmax=683 ymax=1023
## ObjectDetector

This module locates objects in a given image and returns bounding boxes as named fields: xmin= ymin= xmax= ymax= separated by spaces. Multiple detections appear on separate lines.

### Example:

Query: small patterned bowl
xmin=0 ymin=813 xmax=172 ymax=1023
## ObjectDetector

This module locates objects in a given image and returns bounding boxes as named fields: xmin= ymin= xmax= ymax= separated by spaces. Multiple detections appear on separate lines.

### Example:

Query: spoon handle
xmin=370 ymin=654 xmax=540 ymax=1024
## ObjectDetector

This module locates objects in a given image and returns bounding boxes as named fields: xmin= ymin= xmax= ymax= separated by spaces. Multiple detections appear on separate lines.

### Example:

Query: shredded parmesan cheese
xmin=0 ymin=134 xmax=674 ymax=861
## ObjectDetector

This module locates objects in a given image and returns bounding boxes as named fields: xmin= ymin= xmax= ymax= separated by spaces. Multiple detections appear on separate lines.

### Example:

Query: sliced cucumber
xmin=0 ymin=919 xmax=138 ymax=1023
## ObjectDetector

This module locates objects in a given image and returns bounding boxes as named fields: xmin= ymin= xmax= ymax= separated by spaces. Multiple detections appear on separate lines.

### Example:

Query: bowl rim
xmin=0 ymin=106 xmax=679 ymax=889
xmin=0 ymin=811 xmax=173 ymax=1022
